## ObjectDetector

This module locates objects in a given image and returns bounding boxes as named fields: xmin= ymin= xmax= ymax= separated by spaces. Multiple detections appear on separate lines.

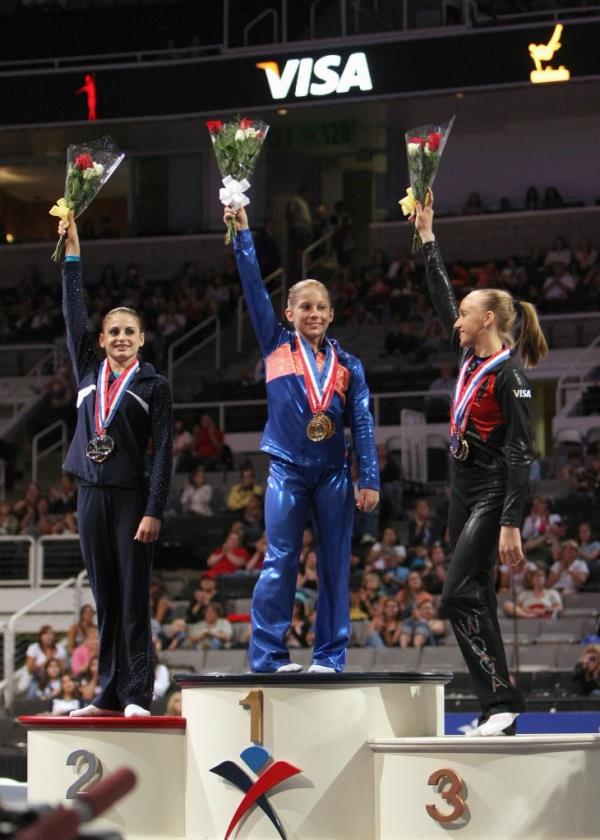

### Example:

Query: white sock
xmin=308 ymin=663 xmax=336 ymax=674
xmin=124 ymin=703 xmax=151 ymax=718
xmin=70 ymin=705 xmax=122 ymax=717
xmin=465 ymin=712 xmax=518 ymax=737
xmin=276 ymin=662 xmax=303 ymax=673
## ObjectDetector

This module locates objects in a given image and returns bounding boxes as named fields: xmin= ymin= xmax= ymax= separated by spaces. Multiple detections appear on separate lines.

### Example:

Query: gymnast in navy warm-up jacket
xmin=58 ymin=215 xmax=172 ymax=718
xmin=225 ymin=206 xmax=379 ymax=674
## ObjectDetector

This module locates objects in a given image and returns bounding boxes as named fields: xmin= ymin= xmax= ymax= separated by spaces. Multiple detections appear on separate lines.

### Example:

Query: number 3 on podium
xmin=426 ymin=768 xmax=467 ymax=823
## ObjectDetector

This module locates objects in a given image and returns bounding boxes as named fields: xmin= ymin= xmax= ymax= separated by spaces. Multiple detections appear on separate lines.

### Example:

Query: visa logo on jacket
xmin=257 ymin=52 xmax=373 ymax=99
xmin=513 ymin=388 xmax=531 ymax=398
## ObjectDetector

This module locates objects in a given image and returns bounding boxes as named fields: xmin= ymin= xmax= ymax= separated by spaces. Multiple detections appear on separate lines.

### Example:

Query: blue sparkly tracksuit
xmin=62 ymin=257 xmax=173 ymax=710
xmin=233 ymin=229 xmax=379 ymax=672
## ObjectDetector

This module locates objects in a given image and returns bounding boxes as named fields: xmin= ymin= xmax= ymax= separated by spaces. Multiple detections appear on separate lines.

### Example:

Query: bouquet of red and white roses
xmin=49 ymin=136 xmax=125 ymax=262
xmin=399 ymin=116 xmax=455 ymax=252
xmin=207 ymin=116 xmax=269 ymax=244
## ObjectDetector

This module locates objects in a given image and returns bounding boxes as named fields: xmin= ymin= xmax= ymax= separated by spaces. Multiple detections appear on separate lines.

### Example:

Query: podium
xmin=20 ymin=671 xmax=600 ymax=839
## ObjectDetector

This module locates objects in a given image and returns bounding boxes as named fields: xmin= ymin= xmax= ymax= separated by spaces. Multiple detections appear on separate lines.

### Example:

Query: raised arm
xmin=414 ymin=201 xmax=460 ymax=350
xmin=225 ymin=207 xmax=282 ymax=356
xmin=59 ymin=216 xmax=96 ymax=385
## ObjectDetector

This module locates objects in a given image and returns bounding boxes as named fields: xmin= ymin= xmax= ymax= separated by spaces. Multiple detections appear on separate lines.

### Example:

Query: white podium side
xmin=21 ymin=716 xmax=186 ymax=840
xmin=370 ymin=734 xmax=600 ymax=840
xmin=177 ymin=671 xmax=451 ymax=840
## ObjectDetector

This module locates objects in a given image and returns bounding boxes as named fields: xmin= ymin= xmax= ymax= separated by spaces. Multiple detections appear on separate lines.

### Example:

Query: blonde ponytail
xmin=517 ymin=300 xmax=548 ymax=368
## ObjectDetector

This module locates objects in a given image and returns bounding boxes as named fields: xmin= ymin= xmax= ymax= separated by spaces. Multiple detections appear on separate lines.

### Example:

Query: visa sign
xmin=257 ymin=52 xmax=373 ymax=100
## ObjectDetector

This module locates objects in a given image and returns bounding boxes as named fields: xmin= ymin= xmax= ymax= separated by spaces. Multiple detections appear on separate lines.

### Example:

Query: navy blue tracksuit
xmin=62 ymin=258 xmax=172 ymax=711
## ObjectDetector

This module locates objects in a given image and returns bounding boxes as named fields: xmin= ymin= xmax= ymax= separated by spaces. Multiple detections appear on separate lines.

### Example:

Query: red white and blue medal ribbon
xmin=295 ymin=332 xmax=338 ymax=415
xmin=450 ymin=347 xmax=510 ymax=441
xmin=94 ymin=357 xmax=139 ymax=435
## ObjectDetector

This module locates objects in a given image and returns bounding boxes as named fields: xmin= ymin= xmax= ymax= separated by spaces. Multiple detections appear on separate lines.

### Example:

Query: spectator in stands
xmin=349 ymin=578 xmax=370 ymax=621
xmin=367 ymin=526 xmax=407 ymax=572
xmin=158 ymin=618 xmax=188 ymax=652
xmin=286 ymin=186 xmax=313 ymax=278
xmin=150 ymin=578 xmax=173 ymax=625
xmin=503 ymin=568 xmax=563 ymax=619
xmin=376 ymin=445 xmax=401 ymax=523
xmin=524 ymin=186 xmax=539 ymax=211
xmin=396 ymin=570 xmax=433 ymax=618
xmin=185 ymin=574 xmax=226 ymax=623
xmin=361 ymin=571 xmax=384 ymax=617
xmin=544 ymin=235 xmax=572 ymax=269
xmin=331 ymin=200 xmax=356 ymax=268
xmin=156 ymin=300 xmax=186 ymax=338
xmin=547 ymin=540 xmax=589 ymax=593
xmin=226 ymin=467 xmax=264 ymax=512
xmin=463 ymin=192 xmax=484 ymax=215
xmin=297 ymin=549 xmax=319 ymax=592
xmin=364 ymin=597 xmax=401 ymax=648
xmin=578 ymin=521 xmax=600 ymax=582
xmin=407 ymin=498 xmax=443 ymax=549
xmin=299 ymin=526 xmax=315 ymax=566
xmin=47 ymin=473 xmax=77 ymax=514
xmin=172 ymin=419 xmax=195 ymax=473
xmin=165 ymin=691 xmax=182 ymax=716
xmin=574 ymin=236 xmax=598 ymax=273
xmin=192 ymin=413 xmax=230 ymax=471
xmin=180 ymin=467 xmax=213 ymax=516
xmin=381 ymin=320 xmax=419 ymax=359
xmin=70 ymin=627 xmax=100 ymax=676
xmin=542 ymin=187 xmax=564 ymax=210
xmin=237 ymin=495 xmax=264 ymax=547
xmin=205 ymin=531 xmax=250 ymax=577
xmin=189 ymin=604 xmax=232 ymax=650
xmin=286 ymin=599 xmax=314 ymax=649
xmin=35 ymin=657 xmax=63 ymax=701
xmin=245 ymin=532 xmax=267 ymax=573
xmin=521 ymin=497 xmax=562 ymax=568
xmin=24 ymin=625 xmax=67 ymax=696
xmin=65 ymin=604 xmax=97 ymax=657
xmin=254 ymin=217 xmax=282 ymax=279
xmin=421 ymin=543 xmax=449 ymax=595
xmin=570 ymin=645 xmax=600 ymax=696
xmin=51 ymin=672 xmax=81 ymax=716
xmin=542 ymin=261 xmax=578 ymax=304
xmin=400 ymin=599 xmax=445 ymax=648
xmin=425 ymin=359 xmax=455 ymax=420
xmin=78 ymin=656 xmax=100 ymax=704
xmin=51 ymin=509 xmax=79 ymax=535
xmin=0 ymin=500 xmax=18 ymax=535
xmin=13 ymin=480 xmax=41 ymax=527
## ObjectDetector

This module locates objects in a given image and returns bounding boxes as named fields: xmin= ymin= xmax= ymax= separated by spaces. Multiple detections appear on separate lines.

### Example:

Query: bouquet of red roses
xmin=399 ymin=116 xmax=455 ymax=252
xmin=49 ymin=136 xmax=125 ymax=262
xmin=207 ymin=116 xmax=269 ymax=244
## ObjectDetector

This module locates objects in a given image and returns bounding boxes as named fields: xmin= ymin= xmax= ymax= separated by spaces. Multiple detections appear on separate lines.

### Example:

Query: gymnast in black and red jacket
xmin=414 ymin=197 xmax=548 ymax=736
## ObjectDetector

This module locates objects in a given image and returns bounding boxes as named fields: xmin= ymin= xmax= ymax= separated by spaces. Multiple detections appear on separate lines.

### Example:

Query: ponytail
xmin=517 ymin=300 xmax=548 ymax=369
xmin=475 ymin=289 xmax=548 ymax=369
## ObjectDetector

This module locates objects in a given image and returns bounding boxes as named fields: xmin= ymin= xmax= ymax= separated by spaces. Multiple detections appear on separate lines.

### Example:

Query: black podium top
xmin=174 ymin=671 xmax=454 ymax=688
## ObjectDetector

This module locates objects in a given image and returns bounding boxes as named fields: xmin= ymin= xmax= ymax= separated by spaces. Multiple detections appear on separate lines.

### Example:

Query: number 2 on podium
xmin=239 ymin=689 xmax=264 ymax=744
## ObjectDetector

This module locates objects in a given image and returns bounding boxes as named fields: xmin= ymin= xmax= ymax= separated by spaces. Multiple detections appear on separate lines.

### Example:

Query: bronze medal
xmin=452 ymin=436 xmax=469 ymax=461
xmin=306 ymin=412 xmax=335 ymax=442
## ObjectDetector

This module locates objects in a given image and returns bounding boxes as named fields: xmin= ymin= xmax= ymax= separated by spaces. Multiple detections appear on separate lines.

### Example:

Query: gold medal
xmin=306 ymin=412 xmax=335 ymax=442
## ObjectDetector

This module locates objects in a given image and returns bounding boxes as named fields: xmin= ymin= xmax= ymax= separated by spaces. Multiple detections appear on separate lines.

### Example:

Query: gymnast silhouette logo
xmin=76 ymin=73 xmax=98 ymax=121
xmin=210 ymin=747 xmax=301 ymax=840
xmin=529 ymin=24 xmax=570 ymax=85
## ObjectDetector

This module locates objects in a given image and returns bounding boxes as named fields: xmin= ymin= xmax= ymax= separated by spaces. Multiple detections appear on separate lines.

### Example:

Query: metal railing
xmin=243 ymin=7 xmax=278 ymax=46
xmin=555 ymin=333 xmax=600 ymax=417
xmin=167 ymin=315 xmax=221 ymax=392
xmin=301 ymin=229 xmax=336 ymax=281
xmin=2 ymin=576 xmax=77 ymax=712
xmin=31 ymin=420 xmax=68 ymax=484
xmin=0 ymin=343 xmax=57 ymax=378
xmin=236 ymin=268 xmax=287 ymax=355
xmin=0 ymin=536 xmax=36 ymax=586
xmin=174 ymin=388 xmax=453 ymax=433
xmin=38 ymin=535 xmax=84 ymax=586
